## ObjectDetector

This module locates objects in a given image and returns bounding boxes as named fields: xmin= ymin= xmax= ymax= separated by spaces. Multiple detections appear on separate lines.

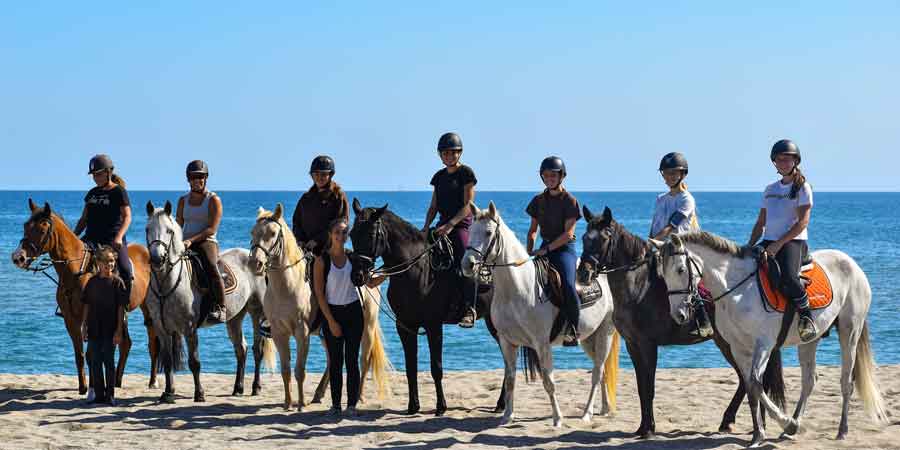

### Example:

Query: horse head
xmin=348 ymin=198 xmax=389 ymax=287
xmin=651 ymin=233 xmax=699 ymax=326
xmin=248 ymin=203 xmax=292 ymax=276
xmin=461 ymin=201 xmax=502 ymax=278
xmin=12 ymin=199 xmax=57 ymax=268
xmin=577 ymin=205 xmax=617 ymax=284
xmin=145 ymin=200 xmax=182 ymax=270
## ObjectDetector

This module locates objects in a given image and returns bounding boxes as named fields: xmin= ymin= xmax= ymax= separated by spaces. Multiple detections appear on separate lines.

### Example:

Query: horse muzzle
xmin=11 ymin=247 xmax=30 ymax=269
xmin=460 ymin=253 xmax=477 ymax=278
xmin=576 ymin=261 xmax=595 ymax=284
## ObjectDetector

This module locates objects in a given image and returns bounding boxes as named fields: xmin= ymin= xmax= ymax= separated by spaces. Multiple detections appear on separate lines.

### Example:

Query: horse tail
xmin=854 ymin=321 xmax=888 ymax=423
xmin=367 ymin=315 xmax=392 ymax=401
xmin=763 ymin=347 xmax=786 ymax=411
xmin=171 ymin=333 xmax=186 ymax=372
xmin=261 ymin=336 xmax=276 ymax=373
xmin=603 ymin=329 xmax=619 ymax=413
xmin=521 ymin=347 xmax=542 ymax=383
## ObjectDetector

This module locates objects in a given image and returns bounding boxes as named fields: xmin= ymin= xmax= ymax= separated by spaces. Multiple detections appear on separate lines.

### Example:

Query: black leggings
xmin=322 ymin=300 xmax=364 ymax=409
xmin=89 ymin=338 xmax=116 ymax=399
xmin=763 ymin=239 xmax=809 ymax=307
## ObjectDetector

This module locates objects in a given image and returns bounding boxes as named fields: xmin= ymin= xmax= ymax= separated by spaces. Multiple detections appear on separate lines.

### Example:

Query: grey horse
xmin=144 ymin=200 xmax=274 ymax=403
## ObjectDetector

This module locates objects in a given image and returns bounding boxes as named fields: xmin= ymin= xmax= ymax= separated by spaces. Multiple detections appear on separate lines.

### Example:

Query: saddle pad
xmin=189 ymin=259 xmax=238 ymax=296
xmin=758 ymin=261 xmax=833 ymax=313
xmin=534 ymin=258 xmax=601 ymax=309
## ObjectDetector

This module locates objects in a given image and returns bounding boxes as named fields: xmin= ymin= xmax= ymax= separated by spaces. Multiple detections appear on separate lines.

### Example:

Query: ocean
xmin=2 ymin=190 xmax=899 ymax=375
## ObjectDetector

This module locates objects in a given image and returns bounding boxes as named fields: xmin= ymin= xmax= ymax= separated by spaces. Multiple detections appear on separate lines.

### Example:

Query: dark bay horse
xmin=347 ymin=199 xmax=503 ymax=415
xmin=577 ymin=206 xmax=784 ymax=438
xmin=11 ymin=199 xmax=160 ymax=394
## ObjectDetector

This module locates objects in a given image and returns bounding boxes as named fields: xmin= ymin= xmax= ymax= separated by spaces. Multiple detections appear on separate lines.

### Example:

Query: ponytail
xmin=789 ymin=167 xmax=806 ymax=200
xmin=111 ymin=172 xmax=127 ymax=190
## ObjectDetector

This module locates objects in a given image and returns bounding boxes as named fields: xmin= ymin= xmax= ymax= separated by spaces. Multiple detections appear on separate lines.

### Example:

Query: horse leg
xmin=484 ymin=311 xmax=507 ymax=413
xmin=836 ymin=319 xmax=861 ymax=440
xmin=158 ymin=332 xmax=176 ymax=403
xmin=784 ymin=340 xmax=819 ymax=437
xmin=295 ymin=329 xmax=311 ymax=411
xmin=144 ymin=309 xmax=160 ymax=389
xmin=580 ymin=329 xmax=609 ymax=422
xmin=66 ymin=318 xmax=88 ymax=395
xmin=250 ymin=312 xmax=263 ymax=396
xmin=425 ymin=324 xmax=447 ymax=416
xmin=499 ymin=337 xmax=518 ymax=425
xmin=537 ymin=346 xmax=563 ymax=428
xmin=713 ymin=333 xmax=745 ymax=433
xmin=226 ymin=313 xmax=248 ymax=396
xmin=115 ymin=317 xmax=132 ymax=388
xmin=312 ymin=336 xmax=330 ymax=404
xmin=186 ymin=332 xmax=205 ymax=402
xmin=750 ymin=341 xmax=796 ymax=433
xmin=626 ymin=338 xmax=656 ymax=438
xmin=398 ymin=324 xmax=420 ymax=414
xmin=273 ymin=333 xmax=293 ymax=410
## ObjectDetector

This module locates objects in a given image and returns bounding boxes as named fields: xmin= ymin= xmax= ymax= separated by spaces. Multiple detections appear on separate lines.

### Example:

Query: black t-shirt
xmin=526 ymin=189 xmax=581 ymax=243
xmin=430 ymin=164 xmax=477 ymax=224
xmin=82 ymin=275 xmax=128 ymax=340
xmin=84 ymin=185 xmax=130 ymax=243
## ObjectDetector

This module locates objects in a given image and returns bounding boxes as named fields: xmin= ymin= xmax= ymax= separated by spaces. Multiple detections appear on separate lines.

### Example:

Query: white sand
xmin=2 ymin=365 xmax=898 ymax=449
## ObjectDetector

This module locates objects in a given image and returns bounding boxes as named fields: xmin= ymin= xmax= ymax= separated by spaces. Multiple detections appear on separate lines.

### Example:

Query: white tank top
xmin=326 ymin=257 xmax=360 ymax=306
xmin=181 ymin=191 xmax=217 ymax=242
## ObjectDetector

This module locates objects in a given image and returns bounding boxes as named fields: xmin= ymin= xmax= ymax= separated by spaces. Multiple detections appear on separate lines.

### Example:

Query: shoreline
xmin=3 ymin=366 xmax=898 ymax=450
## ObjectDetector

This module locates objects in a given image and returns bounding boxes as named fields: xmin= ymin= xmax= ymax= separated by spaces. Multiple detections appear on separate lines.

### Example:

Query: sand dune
xmin=1 ymin=365 xmax=898 ymax=449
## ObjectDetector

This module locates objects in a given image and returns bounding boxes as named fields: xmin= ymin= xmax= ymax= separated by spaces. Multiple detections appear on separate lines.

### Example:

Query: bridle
xmin=466 ymin=217 xmax=527 ymax=284
xmin=352 ymin=215 xmax=450 ymax=279
xmin=147 ymin=222 xmax=188 ymax=305
xmin=250 ymin=217 xmax=304 ymax=272
xmin=662 ymin=243 xmax=758 ymax=307
xmin=581 ymin=225 xmax=655 ymax=277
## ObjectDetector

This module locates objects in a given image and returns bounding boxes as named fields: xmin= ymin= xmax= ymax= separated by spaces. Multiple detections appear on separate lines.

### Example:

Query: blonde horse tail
xmin=854 ymin=321 xmax=887 ymax=423
xmin=261 ymin=336 xmax=277 ymax=373
xmin=603 ymin=329 xmax=619 ymax=413
xmin=364 ymin=288 xmax=392 ymax=401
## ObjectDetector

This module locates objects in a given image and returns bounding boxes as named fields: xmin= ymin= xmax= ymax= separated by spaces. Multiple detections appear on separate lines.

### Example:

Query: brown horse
xmin=11 ymin=199 xmax=159 ymax=394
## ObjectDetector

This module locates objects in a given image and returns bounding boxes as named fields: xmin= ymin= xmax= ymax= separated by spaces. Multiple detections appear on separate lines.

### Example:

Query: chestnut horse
xmin=12 ymin=199 xmax=159 ymax=394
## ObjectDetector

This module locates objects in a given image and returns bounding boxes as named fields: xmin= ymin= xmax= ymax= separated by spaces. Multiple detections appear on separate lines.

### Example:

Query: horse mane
xmin=609 ymin=220 xmax=648 ymax=261
xmin=674 ymin=231 xmax=752 ymax=258
xmin=257 ymin=207 xmax=306 ymax=276
xmin=378 ymin=209 xmax=425 ymax=243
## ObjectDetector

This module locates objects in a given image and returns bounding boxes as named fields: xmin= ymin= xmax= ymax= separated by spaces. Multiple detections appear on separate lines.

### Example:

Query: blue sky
xmin=1 ymin=2 xmax=898 ymax=191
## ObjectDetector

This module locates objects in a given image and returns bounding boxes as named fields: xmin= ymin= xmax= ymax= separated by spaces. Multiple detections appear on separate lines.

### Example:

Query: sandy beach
xmin=1 ymin=365 xmax=898 ymax=450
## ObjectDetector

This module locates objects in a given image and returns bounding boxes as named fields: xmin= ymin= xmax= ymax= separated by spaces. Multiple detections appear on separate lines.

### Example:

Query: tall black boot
xmin=795 ymin=294 xmax=818 ymax=342
xmin=693 ymin=301 xmax=714 ymax=338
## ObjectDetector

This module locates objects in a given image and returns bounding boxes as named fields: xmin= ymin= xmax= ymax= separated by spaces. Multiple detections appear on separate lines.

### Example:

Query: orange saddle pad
xmin=758 ymin=261 xmax=833 ymax=313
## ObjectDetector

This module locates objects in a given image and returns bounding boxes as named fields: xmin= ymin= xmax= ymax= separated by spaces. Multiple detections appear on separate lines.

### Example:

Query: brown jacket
xmin=292 ymin=183 xmax=349 ymax=255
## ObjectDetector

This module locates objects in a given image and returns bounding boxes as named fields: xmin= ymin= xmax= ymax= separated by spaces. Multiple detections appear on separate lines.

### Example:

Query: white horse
xmin=249 ymin=204 xmax=391 ymax=411
xmin=461 ymin=202 xmax=619 ymax=427
xmin=144 ymin=201 xmax=274 ymax=403
xmin=655 ymin=231 xmax=887 ymax=447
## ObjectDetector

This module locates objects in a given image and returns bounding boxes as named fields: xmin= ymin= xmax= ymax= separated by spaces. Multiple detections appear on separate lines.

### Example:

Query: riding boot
xmin=259 ymin=317 xmax=272 ymax=338
xmin=562 ymin=323 xmax=579 ymax=347
xmin=794 ymin=294 xmax=818 ymax=342
xmin=457 ymin=274 xmax=477 ymax=329
xmin=692 ymin=301 xmax=714 ymax=338
xmin=207 ymin=301 xmax=227 ymax=324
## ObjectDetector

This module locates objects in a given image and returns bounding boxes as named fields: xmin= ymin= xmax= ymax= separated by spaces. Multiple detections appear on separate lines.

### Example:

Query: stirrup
xmin=259 ymin=320 xmax=272 ymax=338
xmin=457 ymin=308 xmax=476 ymax=329
xmin=798 ymin=316 xmax=819 ymax=342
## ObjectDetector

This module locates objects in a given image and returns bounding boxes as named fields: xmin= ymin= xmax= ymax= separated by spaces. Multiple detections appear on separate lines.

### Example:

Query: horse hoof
xmin=149 ymin=380 xmax=159 ymax=389
xmin=836 ymin=431 xmax=847 ymax=440
xmin=718 ymin=423 xmax=734 ymax=434
xmin=79 ymin=386 xmax=88 ymax=396
xmin=251 ymin=386 xmax=261 ymax=396
xmin=552 ymin=418 xmax=564 ymax=428
xmin=635 ymin=430 xmax=654 ymax=440
xmin=500 ymin=415 xmax=514 ymax=426
xmin=159 ymin=392 xmax=176 ymax=404
xmin=194 ymin=393 xmax=206 ymax=402
xmin=782 ymin=419 xmax=799 ymax=436
xmin=435 ymin=404 xmax=447 ymax=417
xmin=748 ymin=431 xmax=766 ymax=448
xmin=232 ymin=387 xmax=244 ymax=396
xmin=297 ymin=405 xmax=304 ymax=412
xmin=407 ymin=404 xmax=420 ymax=415
xmin=283 ymin=403 xmax=292 ymax=411
xmin=492 ymin=405 xmax=504 ymax=414
xmin=580 ymin=414 xmax=592 ymax=423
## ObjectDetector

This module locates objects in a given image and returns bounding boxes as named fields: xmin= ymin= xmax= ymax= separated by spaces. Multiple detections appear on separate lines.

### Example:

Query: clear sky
xmin=2 ymin=2 xmax=898 ymax=191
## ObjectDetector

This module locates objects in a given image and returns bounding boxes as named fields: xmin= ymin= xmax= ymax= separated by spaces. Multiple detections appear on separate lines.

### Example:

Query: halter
xmin=250 ymin=217 xmax=304 ymax=272
xmin=581 ymin=225 xmax=655 ymax=276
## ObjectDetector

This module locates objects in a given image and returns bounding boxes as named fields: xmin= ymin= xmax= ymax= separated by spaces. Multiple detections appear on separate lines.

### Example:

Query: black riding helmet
xmin=539 ymin=156 xmax=567 ymax=178
xmin=186 ymin=160 xmax=209 ymax=177
xmin=770 ymin=139 xmax=801 ymax=164
xmin=659 ymin=152 xmax=689 ymax=175
xmin=310 ymin=155 xmax=336 ymax=174
xmin=88 ymin=154 xmax=114 ymax=174
xmin=437 ymin=132 xmax=463 ymax=152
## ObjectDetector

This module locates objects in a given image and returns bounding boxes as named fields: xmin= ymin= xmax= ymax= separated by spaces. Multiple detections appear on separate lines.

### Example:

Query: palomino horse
xmin=249 ymin=204 xmax=391 ymax=411
xmin=577 ymin=206 xmax=784 ymax=438
xmin=461 ymin=202 xmax=619 ymax=427
xmin=145 ymin=201 xmax=274 ymax=402
xmin=656 ymin=231 xmax=887 ymax=447
xmin=11 ymin=199 xmax=159 ymax=394
xmin=348 ymin=199 xmax=502 ymax=416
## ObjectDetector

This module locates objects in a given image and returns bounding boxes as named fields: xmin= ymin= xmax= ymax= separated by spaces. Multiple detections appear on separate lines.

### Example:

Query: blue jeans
xmin=542 ymin=241 xmax=580 ymax=331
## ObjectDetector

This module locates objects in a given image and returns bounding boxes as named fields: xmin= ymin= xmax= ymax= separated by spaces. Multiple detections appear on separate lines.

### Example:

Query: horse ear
xmin=469 ymin=202 xmax=481 ymax=218
xmin=488 ymin=201 xmax=498 ymax=219
xmin=28 ymin=198 xmax=38 ymax=213
xmin=670 ymin=233 xmax=683 ymax=247
xmin=601 ymin=206 xmax=613 ymax=222
xmin=583 ymin=205 xmax=593 ymax=222
xmin=648 ymin=238 xmax=665 ymax=250
xmin=372 ymin=204 xmax=389 ymax=221
xmin=352 ymin=198 xmax=362 ymax=215
xmin=273 ymin=203 xmax=284 ymax=221
xmin=146 ymin=201 xmax=155 ymax=217
xmin=43 ymin=202 xmax=52 ymax=216
xmin=164 ymin=200 xmax=172 ymax=216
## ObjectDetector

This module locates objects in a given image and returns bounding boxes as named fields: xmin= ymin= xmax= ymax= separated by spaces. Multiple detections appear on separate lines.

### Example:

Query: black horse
xmin=577 ymin=206 xmax=785 ymax=438
xmin=347 ymin=199 xmax=502 ymax=415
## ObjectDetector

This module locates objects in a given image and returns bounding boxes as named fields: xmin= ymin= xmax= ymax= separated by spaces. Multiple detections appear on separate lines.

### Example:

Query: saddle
xmin=185 ymin=250 xmax=238 ymax=296
xmin=533 ymin=257 xmax=604 ymax=343
xmin=758 ymin=254 xmax=833 ymax=313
